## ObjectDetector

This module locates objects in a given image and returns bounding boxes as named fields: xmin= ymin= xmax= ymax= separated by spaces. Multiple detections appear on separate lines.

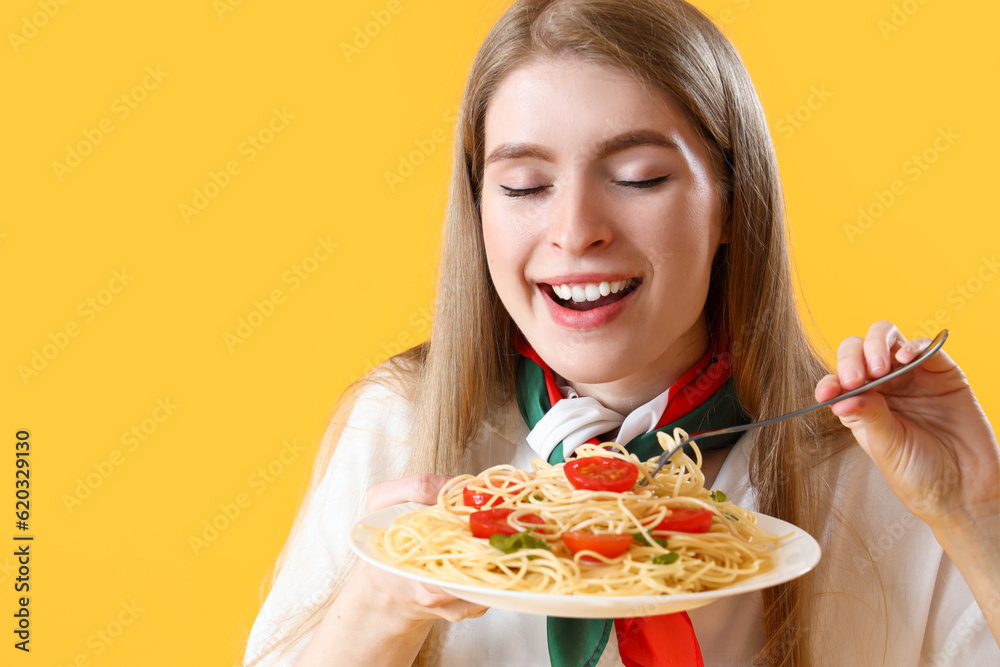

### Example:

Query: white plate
xmin=349 ymin=502 xmax=821 ymax=618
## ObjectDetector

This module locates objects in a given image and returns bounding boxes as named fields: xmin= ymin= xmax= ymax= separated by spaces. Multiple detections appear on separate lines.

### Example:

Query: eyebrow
xmin=484 ymin=129 xmax=682 ymax=167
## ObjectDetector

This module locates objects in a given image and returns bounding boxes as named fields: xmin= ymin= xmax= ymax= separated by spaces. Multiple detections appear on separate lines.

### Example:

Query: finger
xmin=829 ymin=394 xmax=867 ymax=421
xmin=830 ymin=389 xmax=902 ymax=460
xmin=814 ymin=373 xmax=843 ymax=402
xmin=894 ymin=335 xmax=959 ymax=375
xmin=434 ymin=603 xmax=490 ymax=623
xmin=434 ymin=600 xmax=491 ymax=623
xmin=413 ymin=583 xmax=459 ymax=608
xmin=863 ymin=321 xmax=908 ymax=378
xmin=368 ymin=474 xmax=452 ymax=512
xmin=413 ymin=584 xmax=489 ymax=622
xmin=836 ymin=336 xmax=867 ymax=390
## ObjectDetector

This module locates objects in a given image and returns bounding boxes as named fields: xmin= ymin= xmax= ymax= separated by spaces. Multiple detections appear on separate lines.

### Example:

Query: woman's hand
xmin=368 ymin=473 xmax=455 ymax=513
xmin=363 ymin=475 xmax=489 ymax=626
xmin=817 ymin=321 xmax=1000 ymax=645
xmin=816 ymin=322 xmax=999 ymax=533
xmin=293 ymin=475 xmax=488 ymax=667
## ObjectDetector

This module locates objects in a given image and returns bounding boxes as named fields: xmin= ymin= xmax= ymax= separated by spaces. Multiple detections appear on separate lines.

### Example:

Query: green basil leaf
xmin=517 ymin=532 xmax=551 ymax=551
xmin=724 ymin=512 xmax=740 ymax=522
xmin=632 ymin=532 xmax=668 ymax=548
xmin=489 ymin=533 xmax=515 ymax=552
xmin=490 ymin=530 xmax=551 ymax=554
xmin=652 ymin=551 xmax=680 ymax=565
xmin=710 ymin=490 xmax=727 ymax=502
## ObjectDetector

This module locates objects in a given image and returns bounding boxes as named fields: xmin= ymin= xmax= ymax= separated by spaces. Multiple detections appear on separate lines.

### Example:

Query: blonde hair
xmin=242 ymin=1 xmax=849 ymax=665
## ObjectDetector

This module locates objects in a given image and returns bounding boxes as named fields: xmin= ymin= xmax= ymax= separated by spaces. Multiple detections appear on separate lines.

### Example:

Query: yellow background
xmin=2 ymin=0 xmax=996 ymax=664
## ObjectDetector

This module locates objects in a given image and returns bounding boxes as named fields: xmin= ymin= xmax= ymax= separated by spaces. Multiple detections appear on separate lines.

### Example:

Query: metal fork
xmin=641 ymin=329 xmax=949 ymax=484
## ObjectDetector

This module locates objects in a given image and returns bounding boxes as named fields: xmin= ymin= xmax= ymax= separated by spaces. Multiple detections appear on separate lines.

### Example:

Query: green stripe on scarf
xmin=515 ymin=355 xmax=750 ymax=667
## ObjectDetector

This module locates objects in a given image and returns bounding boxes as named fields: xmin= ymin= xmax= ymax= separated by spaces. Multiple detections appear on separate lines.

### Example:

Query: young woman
xmin=243 ymin=1 xmax=1000 ymax=665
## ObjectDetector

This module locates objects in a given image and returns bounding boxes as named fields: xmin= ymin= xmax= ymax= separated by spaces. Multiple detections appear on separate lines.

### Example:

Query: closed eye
xmin=500 ymin=176 xmax=668 ymax=198
xmin=615 ymin=176 xmax=669 ymax=189
xmin=500 ymin=185 xmax=550 ymax=198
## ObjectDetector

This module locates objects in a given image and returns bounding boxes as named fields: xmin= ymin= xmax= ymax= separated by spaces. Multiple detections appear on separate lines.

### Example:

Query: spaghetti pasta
xmin=372 ymin=430 xmax=784 ymax=596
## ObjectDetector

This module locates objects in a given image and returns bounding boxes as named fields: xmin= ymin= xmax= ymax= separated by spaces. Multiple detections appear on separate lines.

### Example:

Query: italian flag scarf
xmin=514 ymin=337 xmax=750 ymax=667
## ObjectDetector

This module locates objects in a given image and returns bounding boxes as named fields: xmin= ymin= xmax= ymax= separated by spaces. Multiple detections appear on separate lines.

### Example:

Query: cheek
xmin=654 ymin=188 xmax=722 ymax=255
xmin=481 ymin=211 xmax=523 ymax=296
xmin=482 ymin=197 xmax=538 ymax=274
xmin=638 ymin=209 xmax=715 ymax=264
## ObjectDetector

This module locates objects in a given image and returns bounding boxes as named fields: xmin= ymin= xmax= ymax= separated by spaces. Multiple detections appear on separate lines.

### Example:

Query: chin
xmin=546 ymin=351 xmax=636 ymax=386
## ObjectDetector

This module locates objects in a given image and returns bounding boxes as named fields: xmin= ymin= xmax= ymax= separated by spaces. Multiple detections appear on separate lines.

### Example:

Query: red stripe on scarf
xmin=514 ymin=337 xmax=564 ymax=409
xmin=615 ymin=616 xmax=705 ymax=667
xmin=655 ymin=343 xmax=731 ymax=428
xmin=516 ymin=334 xmax=730 ymax=431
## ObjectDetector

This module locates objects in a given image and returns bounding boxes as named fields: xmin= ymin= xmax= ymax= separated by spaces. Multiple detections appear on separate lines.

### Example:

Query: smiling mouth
xmin=541 ymin=278 xmax=641 ymax=311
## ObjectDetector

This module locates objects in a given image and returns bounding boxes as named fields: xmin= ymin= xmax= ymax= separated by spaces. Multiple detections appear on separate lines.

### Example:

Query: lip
xmin=536 ymin=276 xmax=640 ymax=331
xmin=538 ymin=273 xmax=635 ymax=286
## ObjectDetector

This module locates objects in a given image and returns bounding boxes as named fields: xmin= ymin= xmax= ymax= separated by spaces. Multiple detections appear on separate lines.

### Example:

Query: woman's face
xmin=481 ymin=55 xmax=726 ymax=404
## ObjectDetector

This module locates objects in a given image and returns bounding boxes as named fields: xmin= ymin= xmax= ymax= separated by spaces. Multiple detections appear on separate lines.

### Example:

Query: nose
xmin=546 ymin=180 xmax=613 ymax=255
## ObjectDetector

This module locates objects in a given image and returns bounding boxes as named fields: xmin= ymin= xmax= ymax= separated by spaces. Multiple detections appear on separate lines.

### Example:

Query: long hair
xmin=243 ymin=1 xmax=847 ymax=665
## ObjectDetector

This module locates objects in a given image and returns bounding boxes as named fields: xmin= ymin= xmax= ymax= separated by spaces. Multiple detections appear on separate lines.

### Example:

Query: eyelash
xmin=500 ymin=176 xmax=669 ymax=198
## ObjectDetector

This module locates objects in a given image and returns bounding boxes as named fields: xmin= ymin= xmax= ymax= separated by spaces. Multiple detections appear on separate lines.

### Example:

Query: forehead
xmin=484 ymin=55 xmax=702 ymax=159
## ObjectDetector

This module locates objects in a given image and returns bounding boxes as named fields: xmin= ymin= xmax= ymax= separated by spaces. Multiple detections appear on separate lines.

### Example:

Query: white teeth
xmin=551 ymin=279 xmax=634 ymax=303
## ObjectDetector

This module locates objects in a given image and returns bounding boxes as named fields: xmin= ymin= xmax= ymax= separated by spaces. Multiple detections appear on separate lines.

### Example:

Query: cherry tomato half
xmin=564 ymin=456 xmax=639 ymax=493
xmin=561 ymin=531 xmax=634 ymax=560
xmin=653 ymin=507 xmax=713 ymax=533
xmin=469 ymin=508 xmax=543 ymax=538
xmin=463 ymin=487 xmax=499 ymax=508
xmin=462 ymin=480 xmax=518 ymax=508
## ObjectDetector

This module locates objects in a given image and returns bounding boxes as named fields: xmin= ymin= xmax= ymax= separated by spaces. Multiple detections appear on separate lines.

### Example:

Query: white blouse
xmin=245 ymin=381 xmax=998 ymax=666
